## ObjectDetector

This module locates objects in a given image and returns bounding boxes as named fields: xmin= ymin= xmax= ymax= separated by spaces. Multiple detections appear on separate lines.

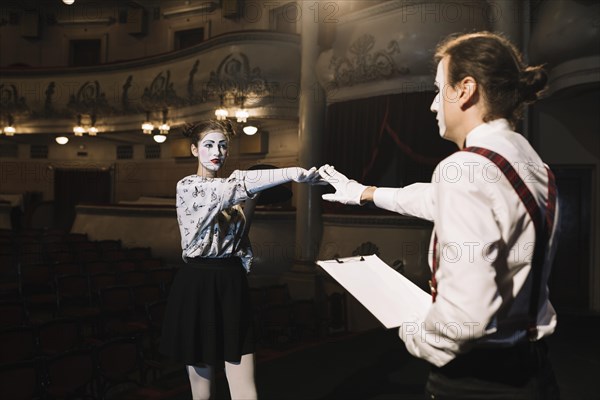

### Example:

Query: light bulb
xmin=88 ymin=126 xmax=98 ymax=136
xmin=215 ymin=108 xmax=228 ymax=121
xmin=158 ymin=123 xmax=170 ymax=134
xmin=63 ymin=0 xmax=75 ymax=5
xmin=243 ymin=125 xmax=258 ymax=135
xmin=142 ymin=122 xmax=154 ymax=134
xmin=153 ymin=134 xmax=167 ymax=143
xmin=3 ymin=126 xmax=16 ymax=136
xmin=56 ymin=136 xmax=69 ymax=145
xmin=235 ymin=109 xmax=249 ymax=123
xmin=73 ymin=126 xmax=85 ymax=136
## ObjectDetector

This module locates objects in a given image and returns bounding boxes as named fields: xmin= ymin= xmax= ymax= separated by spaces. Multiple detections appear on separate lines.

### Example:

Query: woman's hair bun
xmin=181 ymin=122 xmax=199 ymax=138
xmin=181 ymin=119 xmax=236 ymax=143
xmin=519 ymin=65 xmax=548 ymax=103
xmin=220 ymin=119 xmax=236 ymax=136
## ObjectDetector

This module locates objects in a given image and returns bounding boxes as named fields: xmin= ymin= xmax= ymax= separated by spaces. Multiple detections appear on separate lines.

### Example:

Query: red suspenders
xmin=430 ymin=146 xmax=557 ymax=340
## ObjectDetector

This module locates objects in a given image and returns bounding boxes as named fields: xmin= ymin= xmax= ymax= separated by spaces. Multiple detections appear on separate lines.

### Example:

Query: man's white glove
xmin=319 ymin=164 xmax=368 ymax=205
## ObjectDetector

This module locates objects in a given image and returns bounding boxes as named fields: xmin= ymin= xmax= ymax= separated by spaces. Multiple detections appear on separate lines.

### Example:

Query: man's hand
xmin=318 ymin=164 xmax=368 ymax=205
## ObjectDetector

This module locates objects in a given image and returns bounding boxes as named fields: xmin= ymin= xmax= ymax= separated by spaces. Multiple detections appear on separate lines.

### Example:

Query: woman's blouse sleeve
xmin=176 ymin=171 xmax=256 ymax=255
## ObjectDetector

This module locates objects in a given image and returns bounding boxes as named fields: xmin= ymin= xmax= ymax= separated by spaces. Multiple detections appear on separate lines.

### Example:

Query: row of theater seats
xmin=0 ymin=228 xmax=173 ymax=310
xmin=0 ymin=319 xmax=163 ymax=399
xmin=0 ymin=229 xmax=173 ymax=398
xmin=249 ymin=284 xmax=349 ymax=348
xmin=0 ymin=229 xmax=349 ymax=398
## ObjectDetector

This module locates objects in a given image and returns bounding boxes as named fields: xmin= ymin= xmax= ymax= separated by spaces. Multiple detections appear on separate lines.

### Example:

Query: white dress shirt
xmin=176 ymin=171 xmax=255 ymax=271
xmin=373 ymin=119 xmax=559 ymax=367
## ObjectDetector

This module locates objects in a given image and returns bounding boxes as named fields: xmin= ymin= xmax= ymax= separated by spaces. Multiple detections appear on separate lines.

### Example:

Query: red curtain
xmin=323 ymin=92 xmax=456 ymax=213
xmin=325 ymin=92 xmax=456 ymax=187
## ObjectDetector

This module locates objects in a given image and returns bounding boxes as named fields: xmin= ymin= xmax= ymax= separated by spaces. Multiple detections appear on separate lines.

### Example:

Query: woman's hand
xmin=289 ymin=167 xmax=326 ymax=184
xmin=244 ymin=167 xmax=325 ymax=194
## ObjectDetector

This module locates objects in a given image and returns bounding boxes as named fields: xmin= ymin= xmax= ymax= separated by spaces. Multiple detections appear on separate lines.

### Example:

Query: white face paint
xmin=430 ymin=60 xmax=447 ymax=138
xmin=196 ymin=131 xmax=228 ymax=173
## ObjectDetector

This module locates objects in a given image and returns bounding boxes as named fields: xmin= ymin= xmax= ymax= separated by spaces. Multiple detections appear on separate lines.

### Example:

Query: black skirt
xmin=159 ymin=257 xmax=255 ymax=366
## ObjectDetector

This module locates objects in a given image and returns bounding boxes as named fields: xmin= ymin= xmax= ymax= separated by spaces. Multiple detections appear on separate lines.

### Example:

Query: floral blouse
xmin=176 ymin=171 xmax=255 ymax=271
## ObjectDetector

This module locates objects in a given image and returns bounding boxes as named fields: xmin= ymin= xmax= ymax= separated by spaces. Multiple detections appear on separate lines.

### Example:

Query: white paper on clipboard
xmin=317 ymin=254 xmax=431 ymax=329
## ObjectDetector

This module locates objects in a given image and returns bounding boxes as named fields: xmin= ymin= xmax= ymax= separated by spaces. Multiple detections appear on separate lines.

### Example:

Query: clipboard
xmin=317 ymin=254 xmax=430 ymax=329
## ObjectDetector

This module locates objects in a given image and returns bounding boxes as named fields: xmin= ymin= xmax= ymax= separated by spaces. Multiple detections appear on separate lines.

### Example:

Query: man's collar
xmin=465 ymin=119 xmax=511 ymax=147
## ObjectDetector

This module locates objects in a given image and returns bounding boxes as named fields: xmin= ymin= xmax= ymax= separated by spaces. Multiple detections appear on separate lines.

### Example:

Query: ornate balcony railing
xmin=0 ymin=31 xmax=300 ymax=135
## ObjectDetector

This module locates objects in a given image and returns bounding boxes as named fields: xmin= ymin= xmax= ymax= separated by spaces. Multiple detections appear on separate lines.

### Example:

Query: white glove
xmin=244 ymin=167 xmax=324 ymax=195
xmin=319 ymin=164 xmax=368 ymax=205
xmin=288 ymin=166 xmax=325 ymax=184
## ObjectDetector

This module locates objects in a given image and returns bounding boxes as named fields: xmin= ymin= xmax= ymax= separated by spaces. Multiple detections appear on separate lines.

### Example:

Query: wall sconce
xmin=88 ymin=115 xmax=98 ymax=136
xmin=158 ymin=109 xmax=171 ymax=134
xmin=207 ymin=53 xmax=271 ymax=128
xmin=235 ymin=96 xmax=249 ymax=123
xmin=215 ymin=109 xmax=229 ymax=120
xmin=56 ymin=136 xmax=69 ymax=145
xmin=142 ymin=111 xmax=154 ymax=134
xmin=2 ymin=115 xmax=16 ymax=136
xmin=215 ymin=95 xmax=228 ymax=121
xmin=142 ymin=109 xmax=170 ymax=143
xmin=73 ymin=115 xmax=85 ymax=136
xmin=73 ymin=114 xmax=98 ymax=137
xmin=213 ymin=94 xmax=255 ymax=124
xmin=215 ymin=108 xmax=228 ymax=120
xmin=235 ymin=109 xmax=249 ymax=123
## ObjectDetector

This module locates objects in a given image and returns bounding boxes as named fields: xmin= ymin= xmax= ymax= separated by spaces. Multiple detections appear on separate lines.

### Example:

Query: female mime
xmin=160 ymin=120 xmax=321 ymax=399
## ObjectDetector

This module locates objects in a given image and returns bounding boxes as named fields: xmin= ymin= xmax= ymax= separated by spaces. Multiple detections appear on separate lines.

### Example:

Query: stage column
xmin=282 ymin=2 xmax=327 ymax=300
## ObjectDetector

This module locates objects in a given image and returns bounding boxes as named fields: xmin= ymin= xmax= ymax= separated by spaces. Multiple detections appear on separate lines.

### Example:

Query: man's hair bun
xmin=519 ymin=66 xmax=548 ymax=103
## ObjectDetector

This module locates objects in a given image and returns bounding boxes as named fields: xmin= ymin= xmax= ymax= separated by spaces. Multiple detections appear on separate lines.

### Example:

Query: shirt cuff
xmin=373 ymin=187 xmax=398 ymax=211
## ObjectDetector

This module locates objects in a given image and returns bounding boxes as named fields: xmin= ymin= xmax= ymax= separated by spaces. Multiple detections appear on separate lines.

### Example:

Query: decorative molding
xmin=187 ymin=60 xmax=201 ymax=102
xmin=205 ymin=52 xmax=276 ymax=107
xmin=317 ymin=1 xmax=489 ymax=103
xmin=67 ymin=80 xmax=113 ymax=114
xmin=329 ymin=34 xmax=409 ymax=88
xmin=0 ymin=32 xmax=301 ymax=132
xmin=141 ymin=70 xmax=186 ymax=109
xmin=121 ymin=75 xmax=135 ymax=113
xmin=0 ymin=83 xmax=29 ymax=116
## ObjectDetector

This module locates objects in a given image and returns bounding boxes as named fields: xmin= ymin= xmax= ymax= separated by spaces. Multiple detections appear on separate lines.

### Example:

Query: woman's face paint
xmin=195 ymin=131 xmax=229 ymax=173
